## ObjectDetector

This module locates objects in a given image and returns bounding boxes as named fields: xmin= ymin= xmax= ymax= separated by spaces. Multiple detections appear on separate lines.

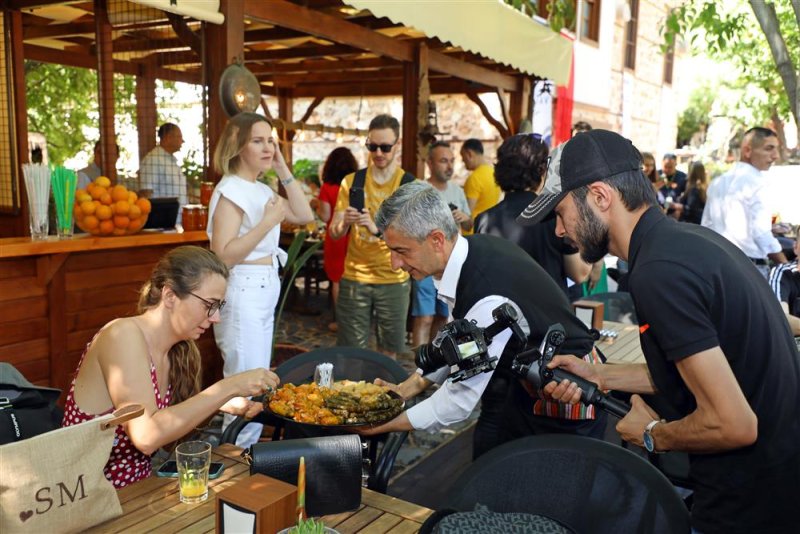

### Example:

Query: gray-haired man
xmin=359 ymin=182 xmax=606 ymax=459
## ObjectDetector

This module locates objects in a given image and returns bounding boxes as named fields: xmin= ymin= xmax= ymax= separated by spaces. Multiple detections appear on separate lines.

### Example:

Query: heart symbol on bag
xmin=19 ymin=510 xmax=33 ymax=523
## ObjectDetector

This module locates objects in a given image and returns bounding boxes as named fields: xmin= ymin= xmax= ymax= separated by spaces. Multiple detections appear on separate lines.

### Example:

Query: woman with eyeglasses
xmin=62 ymin=246 xmax=279 ymax=489
xmin=207 ymin=112 xmax=314 ymax=447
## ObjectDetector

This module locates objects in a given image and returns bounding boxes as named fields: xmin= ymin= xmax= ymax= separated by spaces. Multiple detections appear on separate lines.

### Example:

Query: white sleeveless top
xmin=207 ymin=175 xmax=287 ymax=265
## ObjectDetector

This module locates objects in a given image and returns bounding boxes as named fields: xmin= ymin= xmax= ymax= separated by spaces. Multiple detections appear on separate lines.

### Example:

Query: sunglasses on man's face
xmin=189 ymin=292 xmax=226 ymax=318
xmin=365 ymin=141 xmax=396 ymax=153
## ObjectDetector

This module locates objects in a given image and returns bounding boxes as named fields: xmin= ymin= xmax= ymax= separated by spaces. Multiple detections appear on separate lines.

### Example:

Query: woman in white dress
xmin=207 ymin=112 xmax=314 ymax=446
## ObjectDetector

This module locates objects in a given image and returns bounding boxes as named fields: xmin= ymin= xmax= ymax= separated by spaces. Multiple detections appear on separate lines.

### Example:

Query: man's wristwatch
xmin=643 ymin=419 xmax=665 ymax=453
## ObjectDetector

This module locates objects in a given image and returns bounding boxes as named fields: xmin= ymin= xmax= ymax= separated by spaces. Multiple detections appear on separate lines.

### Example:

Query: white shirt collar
xmin=433 ymin=235 xmax=468 ymax=306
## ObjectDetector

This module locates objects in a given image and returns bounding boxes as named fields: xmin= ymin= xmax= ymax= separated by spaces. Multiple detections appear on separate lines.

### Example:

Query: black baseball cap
xmin=517 ymin=129 xmax=642 ymax=225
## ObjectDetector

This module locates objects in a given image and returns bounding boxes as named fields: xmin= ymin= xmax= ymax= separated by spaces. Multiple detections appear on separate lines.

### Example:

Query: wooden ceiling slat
xmin=289 ymin=78 xmax=491 ymax=98
xmin=245 ymin=0 xmax=518 ymax=92
xmin=244 ymin=0 xmax=414 ymax=63
xmin=249 ymin=56 xmax=399 ymax=74
xmin=23 ymin=21 xmax=94 ymax=39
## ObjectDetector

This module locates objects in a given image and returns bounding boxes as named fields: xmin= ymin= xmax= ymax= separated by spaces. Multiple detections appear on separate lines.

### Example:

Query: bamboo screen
xmin=0 ymin=11 xmax=19 ymax=213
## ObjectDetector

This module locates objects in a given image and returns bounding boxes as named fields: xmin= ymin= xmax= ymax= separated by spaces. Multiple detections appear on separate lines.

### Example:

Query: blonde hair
xmin=213 ymin=113 xmax=273 ymax=176
xmin=138 ymin=246 xmax=229 ymax=404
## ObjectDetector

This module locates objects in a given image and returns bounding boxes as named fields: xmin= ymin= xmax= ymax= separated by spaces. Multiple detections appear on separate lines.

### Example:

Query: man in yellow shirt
xmin=328 ymin=114 xmax=415 ymax=356
xmin=461 ymin=138 xmax=501 ymax=227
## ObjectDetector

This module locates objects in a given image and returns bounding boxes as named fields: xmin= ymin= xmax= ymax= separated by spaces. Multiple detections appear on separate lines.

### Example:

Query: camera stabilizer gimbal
xmin=415 ymin=305 xmax=631 ymax=418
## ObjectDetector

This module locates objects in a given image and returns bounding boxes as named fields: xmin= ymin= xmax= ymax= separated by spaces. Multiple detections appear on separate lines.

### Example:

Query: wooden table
xmin=596 ymin=320 xmax=645 ymax=364
xmin=88 ymin=444 xmax=433 ymax=533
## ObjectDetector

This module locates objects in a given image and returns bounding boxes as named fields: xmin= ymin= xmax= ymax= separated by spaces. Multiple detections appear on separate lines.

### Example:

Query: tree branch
xmin=748 ymin=0 xmax=798 ymax=122
xmin=791 ymin=0 xmax=800 ymax=31
xmin=466 ymin=91 xmax=509 ymax=139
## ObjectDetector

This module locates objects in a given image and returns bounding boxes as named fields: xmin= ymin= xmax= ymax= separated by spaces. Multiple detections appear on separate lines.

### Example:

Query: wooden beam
xmin=261 ymin=68 xmax=404 ymax=86
xmin=250 ymin=56 xmax=399 ymax=74
xmin=289 ymin=78 xmax=493 ymax=98
xmin=428 ymin=50 xmax=518 ymax=92
xmin=509 ymin=76 xmax=532 ymax=135
xmin=136 ymin=62 xmax=157 ymax=161
xmin=24 ymin=21 xmax=95 ymax=39
xmin=9 ymin=10 xmax=28 ymax=236
xmin=402 ymin=43 xmax=427 ymax=178
xmin=95 ymin=0 xmax=116 ymax=183
xmin=246 ymin=44 xmax=360 ymax=62
xmin=467 ymin=91 xmax=509 ymax=139
xmin=24 ymin=44 xmax=136 ymax=74
xmin=206 ymin=0 xmax=245 ymax=182
xmin=298 ymin=96 xmax=323 ymax=124
xmin=244 ymin=0 xmax=414 ymax=62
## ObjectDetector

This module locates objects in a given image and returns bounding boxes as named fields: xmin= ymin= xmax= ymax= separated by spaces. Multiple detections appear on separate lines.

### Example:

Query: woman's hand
xmin=271 ymin=139 xmax=291 ymax=175
xmin=224 ymin=368 xmax=280 ymax=398
xmin=261 ymin=195 xmax=287 ymax=229
xmin=219 ymin=396 xmax=264 ymax=419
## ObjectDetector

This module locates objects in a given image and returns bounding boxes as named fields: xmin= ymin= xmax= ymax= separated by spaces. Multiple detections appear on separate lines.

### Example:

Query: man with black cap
xmin=518 ymin=129 xmax=800 ymax=534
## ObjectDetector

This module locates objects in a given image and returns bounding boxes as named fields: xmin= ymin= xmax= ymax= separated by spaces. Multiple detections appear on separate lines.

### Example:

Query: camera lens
xmin=415 ymin=343 xmax=445 ymax=373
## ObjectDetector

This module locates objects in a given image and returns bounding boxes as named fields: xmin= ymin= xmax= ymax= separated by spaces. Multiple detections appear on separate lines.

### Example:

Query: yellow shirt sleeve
xmin=463 ymin=172 xmax=481 ymax=200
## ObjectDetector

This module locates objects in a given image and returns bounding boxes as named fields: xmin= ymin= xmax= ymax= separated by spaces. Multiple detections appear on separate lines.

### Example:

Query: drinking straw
xmin=297 ymin=456 xmax=306 ymax=522
xmin=22 ymin=163 xmax=51 ymax=237
xmin=51 ymin=166 xmax=77 ymax=236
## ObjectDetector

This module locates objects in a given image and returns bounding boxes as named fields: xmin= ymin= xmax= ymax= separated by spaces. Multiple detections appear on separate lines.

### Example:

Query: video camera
xmin=415 ymin=303 xmax=525 ymax=383
xmin=416 ymin=305 xmax=631 ymax=417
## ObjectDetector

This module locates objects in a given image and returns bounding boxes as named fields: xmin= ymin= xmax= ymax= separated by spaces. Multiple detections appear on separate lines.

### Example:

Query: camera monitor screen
xmin=457 ymin=341 xmax=481 ymax=360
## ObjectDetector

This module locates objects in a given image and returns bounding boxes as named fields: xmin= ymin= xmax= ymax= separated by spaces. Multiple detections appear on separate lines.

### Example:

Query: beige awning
xmin=129 ymin=0 xmax=224 ymax=25
xmin=345 ymin=0 xmax=572 ymax=85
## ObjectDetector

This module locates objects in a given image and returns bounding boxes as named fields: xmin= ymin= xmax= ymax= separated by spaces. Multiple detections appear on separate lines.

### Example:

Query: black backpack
xmin=0 ymin=364 xmax=62 ymax=445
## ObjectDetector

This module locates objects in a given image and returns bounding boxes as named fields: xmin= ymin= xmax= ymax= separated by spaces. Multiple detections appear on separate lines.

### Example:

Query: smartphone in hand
xmin=349 ymin=187 xmax=365 ymax=212
xmin=448 ymin=203 xmax=458 ymax=212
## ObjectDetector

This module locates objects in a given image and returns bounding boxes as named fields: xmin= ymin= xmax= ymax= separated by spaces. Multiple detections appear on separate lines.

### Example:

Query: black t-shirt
xmin=627 ymin=207 xmax=800 ymax=534
xmin=475 ymin=191 xmax=578 ymax=293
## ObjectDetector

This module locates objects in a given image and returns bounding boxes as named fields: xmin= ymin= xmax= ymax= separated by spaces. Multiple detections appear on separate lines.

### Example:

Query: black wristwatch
xmin=643 ymin=419 xmax=664 ymax=453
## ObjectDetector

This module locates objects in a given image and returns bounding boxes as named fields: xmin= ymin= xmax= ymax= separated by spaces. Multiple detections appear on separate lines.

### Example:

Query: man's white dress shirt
xmin=701 ymin=161 xmax=781 ymax=259
xmin=405 ymin=235 xmax=529 ymax=432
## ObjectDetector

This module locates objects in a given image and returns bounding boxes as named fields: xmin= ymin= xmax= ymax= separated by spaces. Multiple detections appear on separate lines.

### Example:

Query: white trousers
xmin=214 ymin=264 xmax=280 ymax=448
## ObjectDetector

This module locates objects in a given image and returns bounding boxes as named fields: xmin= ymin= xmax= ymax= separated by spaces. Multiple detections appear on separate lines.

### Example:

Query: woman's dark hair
xmin=494 ymin=134 xmax=549 ymax=192
xmin=138 ymin=246 xmax=229 ymax=405
xmin=640 ymin=152 xmax=658 ymax=183
xmin=321 ymin=147 xmax=358 ymax=185
xmin=686 ymin=161 xmax=707 ymax=203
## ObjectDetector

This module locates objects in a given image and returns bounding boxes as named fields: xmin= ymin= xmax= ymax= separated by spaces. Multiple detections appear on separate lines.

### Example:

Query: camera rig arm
xmin=511 ymin=324 xmax=631 ymax=419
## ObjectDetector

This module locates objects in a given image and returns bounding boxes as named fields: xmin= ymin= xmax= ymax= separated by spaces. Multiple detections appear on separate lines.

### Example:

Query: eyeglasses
xmin=365 ymin=141 xmax=396 ymax=153
xmin=189 ymin=292 xmax=226 ymax=317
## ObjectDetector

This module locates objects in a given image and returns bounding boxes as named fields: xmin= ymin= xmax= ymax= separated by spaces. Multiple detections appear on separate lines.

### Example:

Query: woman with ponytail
xmin=62 ymin=246 xmax=278 ymax=489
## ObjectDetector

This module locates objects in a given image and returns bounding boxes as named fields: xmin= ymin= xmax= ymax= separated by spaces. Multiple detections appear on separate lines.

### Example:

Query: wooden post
xmin=7 ymin=10 xmax=28 ymax=237
xmin=205 ymin=0 xmax=244 ymax=182
xmin=402 ymin=44 xmax=426 ymax=178
xmin=95 ymin=0 xmax=117 ymax=183
xmin=135 ymin=62 xmax=157 ymax=165
xmin=277 ymin=88 xmax=293 ymax=167
xmin=509 ymin=76 xmax=532 ymax=135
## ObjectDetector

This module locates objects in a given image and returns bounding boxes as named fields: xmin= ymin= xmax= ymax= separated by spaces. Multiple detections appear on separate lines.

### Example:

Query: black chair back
xmin=441 ymin=434 xmax=690 ymax=534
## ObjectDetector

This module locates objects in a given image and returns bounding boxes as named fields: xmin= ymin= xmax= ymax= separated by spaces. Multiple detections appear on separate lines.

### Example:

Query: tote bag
xmin=0 ymin=404 xmax=143 ymax=533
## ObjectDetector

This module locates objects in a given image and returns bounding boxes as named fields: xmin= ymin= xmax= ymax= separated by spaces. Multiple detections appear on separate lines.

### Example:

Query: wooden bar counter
xmin=0 ymin=231 xmax=222 ymax=400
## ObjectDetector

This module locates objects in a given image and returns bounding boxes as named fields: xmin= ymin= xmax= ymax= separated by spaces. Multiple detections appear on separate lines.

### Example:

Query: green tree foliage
xmin=504 ymin=0 xmax=576 ymax=32
xmin=677 ymin=85 xmax=715 ymax=147
xmin=665 ymin=1 xmax=799 ymax=146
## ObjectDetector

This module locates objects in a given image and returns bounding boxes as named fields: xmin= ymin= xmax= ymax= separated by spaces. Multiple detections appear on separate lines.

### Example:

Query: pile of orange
xmin=74 ymin=176 xmax=151 ymax=236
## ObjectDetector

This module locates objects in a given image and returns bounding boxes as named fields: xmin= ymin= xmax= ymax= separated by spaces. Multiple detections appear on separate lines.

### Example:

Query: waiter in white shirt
xmin=360 ymin=182 xmax=606 ymax=459
xmin=702 ymin=127 xmax=787 ymax=276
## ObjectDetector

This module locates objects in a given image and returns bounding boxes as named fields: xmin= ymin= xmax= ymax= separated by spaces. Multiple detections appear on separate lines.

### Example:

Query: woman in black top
xmin=475 ymin=134 xmax=589 ymax=292
xmin=678 ymin=161 xmax=707 ymax=224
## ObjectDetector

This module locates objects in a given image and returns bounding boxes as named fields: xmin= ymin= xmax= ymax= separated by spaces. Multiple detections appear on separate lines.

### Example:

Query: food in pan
xmin=268 ymin=380 xmax=404 ymax=426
